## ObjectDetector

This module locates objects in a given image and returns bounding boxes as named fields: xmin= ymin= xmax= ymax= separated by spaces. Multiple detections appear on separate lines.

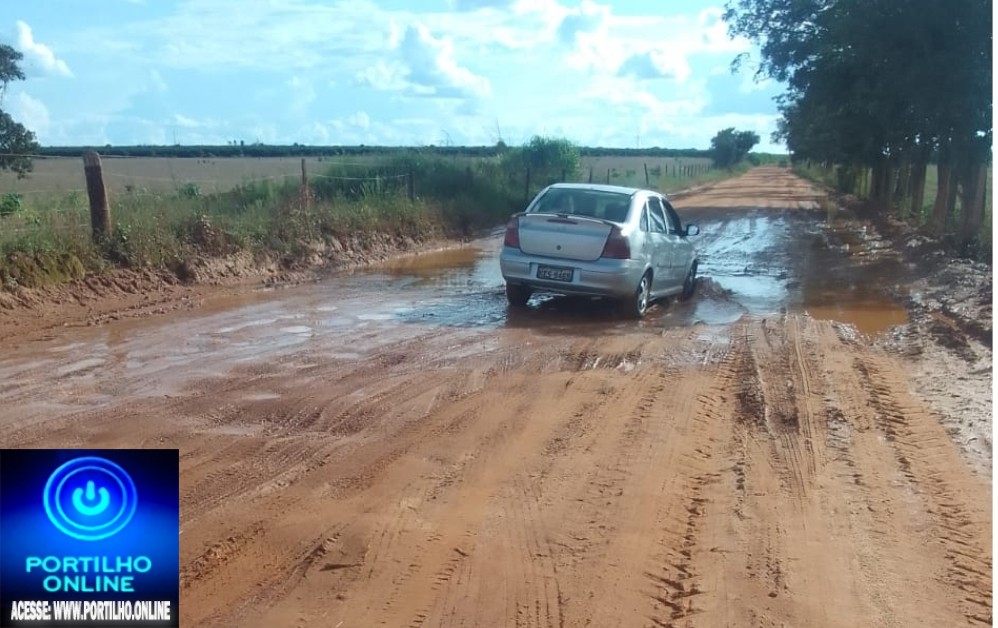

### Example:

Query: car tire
xmin=620 ymin=272 xmax=651 ymax=319
xmin=505 ymin=283 xmax=532 ymax=307
xmin=680 ymin=261 xmax=698 ymax=301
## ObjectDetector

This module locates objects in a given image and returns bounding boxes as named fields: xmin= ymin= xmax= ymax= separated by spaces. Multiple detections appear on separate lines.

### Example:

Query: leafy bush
xmin=178 ymin=182 xmax=201 ymax=199
xmin=0 ymin=193 xmax=24 ymax=217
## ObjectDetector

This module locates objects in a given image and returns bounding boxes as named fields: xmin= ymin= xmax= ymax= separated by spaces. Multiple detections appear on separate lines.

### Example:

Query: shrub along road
xmin=0 ymin=168 xmax=990 ymax=627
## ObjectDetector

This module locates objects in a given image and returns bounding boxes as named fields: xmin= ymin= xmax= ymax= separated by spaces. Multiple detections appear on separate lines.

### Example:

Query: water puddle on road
xmin=803 ymin=296 xmax=909 ymax=336
xmin=687 ymin=210 xmax=909 ymax=336
xmin=376 ymin=246 xmax=502 ymax=290
xmin=795 ymin=218 xmax=910 ymax=334
xmin=375 ymin=209 xmax=910 ymax=337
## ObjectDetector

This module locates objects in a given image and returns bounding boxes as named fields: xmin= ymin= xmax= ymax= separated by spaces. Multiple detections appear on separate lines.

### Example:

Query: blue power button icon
xmin=43 ymin=457 xmax=138 ymax=541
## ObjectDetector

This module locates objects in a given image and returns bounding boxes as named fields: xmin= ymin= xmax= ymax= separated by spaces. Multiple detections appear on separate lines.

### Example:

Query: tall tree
xmin=725 ymin=0 xmax=992 ymax=245
xmin=0 ymin=44 xmax=39 ymax=177
xmin=711 ymin=127 xmax=759 ymax=168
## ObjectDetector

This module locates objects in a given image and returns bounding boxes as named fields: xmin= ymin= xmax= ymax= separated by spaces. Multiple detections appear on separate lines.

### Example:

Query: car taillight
xmin=601 ymin=226 xmax=631 ymax=259
xmin=503 ymin=217 xmax=520 ymax=249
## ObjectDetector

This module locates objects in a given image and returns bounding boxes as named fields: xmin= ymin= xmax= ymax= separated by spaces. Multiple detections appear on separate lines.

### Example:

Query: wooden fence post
xmin=561 ymin=169 xmax=567 ymax=182
xmin=644 ymin=163 xmax=650 ymax=187
xmin=83 ymin=152 xmax=110 ymax=243
xmin=300 ymin=158 xmax=309 ymax=210
xmin=588 ymin=167 xmax=593 ymax=183
xmin=408 ymin=167 xmax=415 ymax=202
xmin=524 ymin=167 xmax=531 ymax=203
xmin=606 ymin=168 xmax=610 ymax=184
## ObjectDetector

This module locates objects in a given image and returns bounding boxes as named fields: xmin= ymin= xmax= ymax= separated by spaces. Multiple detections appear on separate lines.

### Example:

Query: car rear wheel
xmin=505 ymin=283 xmax=532 ymax=307
xmin=680 ymin=261 xmax=698 ymax=300
xmin=620 ymin=272 xmax=651 ymax=319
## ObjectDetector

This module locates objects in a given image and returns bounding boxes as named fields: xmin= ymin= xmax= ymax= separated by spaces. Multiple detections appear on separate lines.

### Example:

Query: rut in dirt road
xmin=0 ymin=168 xmax=990 ymax=628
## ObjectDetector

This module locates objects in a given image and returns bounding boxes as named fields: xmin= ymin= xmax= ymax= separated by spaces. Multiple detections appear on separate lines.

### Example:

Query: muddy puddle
xmin=377 ymin=209 xmax=909 ymax=337
xmin=0 ymin=208 xmax=910 ymax=419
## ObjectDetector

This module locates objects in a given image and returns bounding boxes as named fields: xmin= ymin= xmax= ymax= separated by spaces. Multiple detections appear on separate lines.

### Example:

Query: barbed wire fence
xmin=0 ymin=153 xmax=420 ymax=243
xmin=0 ymin=152 xmax=715 ymax=244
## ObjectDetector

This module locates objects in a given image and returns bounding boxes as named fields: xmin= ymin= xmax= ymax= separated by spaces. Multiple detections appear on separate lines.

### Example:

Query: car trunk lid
xmin=516 ymin=214 xmax=614 ymax=261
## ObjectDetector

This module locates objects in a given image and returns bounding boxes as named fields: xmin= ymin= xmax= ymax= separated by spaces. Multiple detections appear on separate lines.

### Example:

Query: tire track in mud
xmin=175 ymin=349 xmax=543 ymax=627
xmin=445 ymin=327 xmax=738 ymax=628
xmin=255 ymin=334 xmax=659 ymax=627
xmin=177 ymin=369 xmax=463 ymax=527
xmin=852 ymin=354 xmax=993 ymax=625
xmin=400 ymin=348 xmax=657 ymax=628
xmin=201 ymin=346 xmax=630 ymax=628
xmin=636 ymin=347 xmax=738 ymax=628
xmin=738 ymin=317 xmax=815 ymax=503
xmin=699 ymin=317 xmax=839 ymax=626
xmin=677 ymin=315 xmax=992 ymax=627
xmin=779 ymin=318 xmax=993 ymax=627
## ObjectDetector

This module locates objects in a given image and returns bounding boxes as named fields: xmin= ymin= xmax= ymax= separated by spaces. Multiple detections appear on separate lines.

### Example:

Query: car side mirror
xmin=685 ymin=224 xmax=700 ymax=237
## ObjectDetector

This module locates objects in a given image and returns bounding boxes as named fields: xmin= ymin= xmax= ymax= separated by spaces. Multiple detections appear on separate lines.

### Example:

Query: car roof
xmin=544 ymin=182 xmax=663 ymax=197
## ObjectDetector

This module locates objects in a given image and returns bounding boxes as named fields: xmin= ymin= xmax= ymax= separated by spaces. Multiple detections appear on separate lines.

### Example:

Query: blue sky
xmin=0 ymin=0 xmax=786 ymax=151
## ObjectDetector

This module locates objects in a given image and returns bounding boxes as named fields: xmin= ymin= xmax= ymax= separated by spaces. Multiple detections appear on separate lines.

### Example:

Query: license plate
xmin=537 ymin=265 xmax=574 ymax=282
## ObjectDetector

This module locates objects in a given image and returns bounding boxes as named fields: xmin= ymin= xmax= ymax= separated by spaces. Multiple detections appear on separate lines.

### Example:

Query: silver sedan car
xmin=499 ymin=183 xmax=700 ymax=318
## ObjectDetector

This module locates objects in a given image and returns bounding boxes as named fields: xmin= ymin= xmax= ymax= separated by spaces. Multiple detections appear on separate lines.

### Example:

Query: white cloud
xmin=173 ymin=114 xmax=201 ymax=128
xmin=561 ymin=5 xmax=752 ymax=80
xmin=347 ymin=111 xmax=370 ymax=129
xmin=311 ymin=114 xmax=438 ymax=145
xmin=556 ymin=0 xmax=609 ymax=44
xmin=399 ymin=25 xmax=491 ymax=98
xmin=581 ymin=76 xmax=706 ymax=118
xmin=450 ymin=0 xmax=518 ymax=10
xmin=15 ymin=21 xmax=72 ymax=77
xmin=8 ymin=92 xmax=50 ymax=135
xmin=560 ymin=2 xmax=621 ymax=73
xmin=73 ymin=0 xmax=389 ymax=72
xmin=286 ymin=75 xmax=317 ymax=113
xmin=358 ymin=24 xmax=490 ymax=99
xmin=387 ymin=20 xmax=403 ymax=48
xmin=355 ymin=61 xmax=410 ymax=91
xmin=617 ymin=50 xmax=691 ymax=82
xmin=149 ymin=69 xmax=168 ymax=92
xmin=413 ymin=0 xmax=568 ymax=51
xmin=696 ymin=8 xmax=750 ymax=54
xmin=488 ymin=26 xmax=538 ymax=49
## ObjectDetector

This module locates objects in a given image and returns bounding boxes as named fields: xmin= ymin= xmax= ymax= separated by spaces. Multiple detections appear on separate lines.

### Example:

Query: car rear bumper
xmin=499 ymin=247 xmax=647 ymax=298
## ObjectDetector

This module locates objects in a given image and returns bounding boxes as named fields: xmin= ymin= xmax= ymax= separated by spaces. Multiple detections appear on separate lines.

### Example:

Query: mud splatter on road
xmin=0 ymin=167 xmax=989 ymax=627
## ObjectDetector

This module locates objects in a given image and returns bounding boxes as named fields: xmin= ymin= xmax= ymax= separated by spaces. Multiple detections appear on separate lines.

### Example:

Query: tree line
xmin=30 ymin=145 xmax=715 ymax=160
xmin=725 ymin=0 xmax=991 ymax=252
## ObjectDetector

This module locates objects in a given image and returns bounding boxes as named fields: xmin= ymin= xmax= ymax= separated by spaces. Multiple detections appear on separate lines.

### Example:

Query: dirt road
xmin=0 ymin=168 xmax=991 ymax=627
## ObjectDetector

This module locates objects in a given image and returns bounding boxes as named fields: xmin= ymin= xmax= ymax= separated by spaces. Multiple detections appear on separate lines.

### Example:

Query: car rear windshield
xmin=527 ymin=188 xmax=632 ymax=222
